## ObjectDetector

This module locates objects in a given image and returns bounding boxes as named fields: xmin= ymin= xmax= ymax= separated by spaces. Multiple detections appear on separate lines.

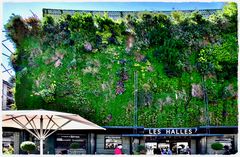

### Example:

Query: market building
xmin=2 ymin=125 xmax=238 ymax=155
xmin=2 ymin=5 xmax=238 ymax=155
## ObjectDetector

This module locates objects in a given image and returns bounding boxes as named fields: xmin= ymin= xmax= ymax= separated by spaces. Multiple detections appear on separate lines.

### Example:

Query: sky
xmin=1 ymin=2 xmax=226 ymax=81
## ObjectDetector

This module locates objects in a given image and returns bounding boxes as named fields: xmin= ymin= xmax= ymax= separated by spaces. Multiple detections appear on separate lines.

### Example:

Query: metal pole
xmin=201 ymin=74 xmax=210 ymax=154
xmin=202 ymin=75 xmax=210 ymax=133
xmin=134 ymin=71 xmax=138 ymax=133
xmin=40 ymin=115 xmax=43 ymax=155
xmin=40 ymin=139 xmax=43 ymax=155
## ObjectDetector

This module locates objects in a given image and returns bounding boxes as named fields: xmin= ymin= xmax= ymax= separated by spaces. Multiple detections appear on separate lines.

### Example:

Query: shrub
xmin=70 ymin=142 xmax=80 ymax=149
xmin=135 ymin=144 xmax=147 ymax=153
xmin=211 ymin=142 xmax=224 ymax=150
xmin=20 ymin=141 xmax=36 ymax=154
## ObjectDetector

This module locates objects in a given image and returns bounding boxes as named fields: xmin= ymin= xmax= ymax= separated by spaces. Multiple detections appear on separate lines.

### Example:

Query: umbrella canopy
xmin=2 ymin=109 xmax=105 ymax=155
xmin=3 ymin=109 xmax=104 ymax=130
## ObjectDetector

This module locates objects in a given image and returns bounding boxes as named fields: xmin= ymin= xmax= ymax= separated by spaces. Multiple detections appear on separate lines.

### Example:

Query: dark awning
xmin=103 ymin=126 xmax=144 ymax=129
xmin=198 ymin=126 xmax=237 ymax=129
xmin=122 ymin=134 xmax=224 ymax=137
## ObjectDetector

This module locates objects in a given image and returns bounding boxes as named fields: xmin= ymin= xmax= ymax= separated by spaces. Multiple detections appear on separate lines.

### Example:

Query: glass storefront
xmin=55 ymin=133 xmax=87 ymax=154
xmin=2 ymin=126 xmax=237 ymax=155
xmin=104 ymin=136 xmax=122 ymax=149
xmin=145 ymin=137 xmax=191 ymax=155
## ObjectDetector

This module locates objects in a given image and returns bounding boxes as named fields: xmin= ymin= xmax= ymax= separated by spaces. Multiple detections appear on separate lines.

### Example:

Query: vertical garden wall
xmin=5 ymin=3 xmax=238 ymax=127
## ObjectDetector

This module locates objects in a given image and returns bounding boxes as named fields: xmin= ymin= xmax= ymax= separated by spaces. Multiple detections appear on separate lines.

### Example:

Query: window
xmin=55 ymin=134 xmax=87 ymax=149
xmin=104 ymin=136 xmax=122 ymax=149
xmin=2 ymin=132 xmax=14 ymax=147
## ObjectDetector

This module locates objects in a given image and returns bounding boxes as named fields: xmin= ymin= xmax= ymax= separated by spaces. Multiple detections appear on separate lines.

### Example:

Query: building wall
xmin=43 ymin=8 xmax=220 ymax=19
xmin=233 ymin=134 xmax=238 ymax=152
xmin=13 ymin=132 xmax=20 ymax=154
xmin=87 ymin=133 xmax=95 ymax=154
xmin=2 ymin=83 xmax=7 ymax=110
xmin=46 ymin=135 xmax=55 ymax=154
xmin=96 ymin=134 xmax=130 ymax=154
xmin=122 ymin=137 xmax=131 ymax=154
xmin=2 ymin=81 xmax=14 ymax=110
xmin=190 ymin=139 xmax=196 ymax=154
xmin=199 ymin=137 xmax=207 ymax=154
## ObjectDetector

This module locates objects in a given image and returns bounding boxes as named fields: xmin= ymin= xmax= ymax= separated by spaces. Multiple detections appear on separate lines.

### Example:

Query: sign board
xmin=145 ymin=128 xmax=198 ymax=135
xmin=56 ymin=134 xmax=87 ymax=142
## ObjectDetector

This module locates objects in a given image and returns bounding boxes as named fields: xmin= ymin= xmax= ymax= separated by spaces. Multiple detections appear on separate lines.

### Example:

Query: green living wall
xmin=6 ymin=3 xmax=238 ymax=127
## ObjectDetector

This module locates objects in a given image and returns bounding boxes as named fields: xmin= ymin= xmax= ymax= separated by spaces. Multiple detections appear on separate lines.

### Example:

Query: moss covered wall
xmin=6 ymin=3 xmax=238 ymax=127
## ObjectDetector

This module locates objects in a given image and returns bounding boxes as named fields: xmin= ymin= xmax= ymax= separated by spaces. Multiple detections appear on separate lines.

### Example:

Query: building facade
xmin=2 ymin=80 xmax=14 ymax=110
xmin=2 ymin=7 xmax=237 ymax=155
xmin=42 ymin=8 xmax=221 ymax=19
xmin=3 ymin=125 xmax=237 ymax=155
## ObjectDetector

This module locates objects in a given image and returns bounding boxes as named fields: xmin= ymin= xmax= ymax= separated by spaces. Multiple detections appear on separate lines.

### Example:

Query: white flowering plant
xmin=20 ymin=141 xmax=36 ymax=154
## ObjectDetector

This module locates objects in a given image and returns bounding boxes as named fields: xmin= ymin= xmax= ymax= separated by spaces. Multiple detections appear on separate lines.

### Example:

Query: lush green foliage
xmin=211 ymin=142 xmax=224 ymax=150
xmin=20 ymin=141 xmax=36 ymax=153
xmin=6 ymin=3 xmax=237 ymax=127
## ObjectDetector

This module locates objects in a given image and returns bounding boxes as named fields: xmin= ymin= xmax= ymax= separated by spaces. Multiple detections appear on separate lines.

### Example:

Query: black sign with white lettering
xmin=145 ymin=128 xmax=198 ymax=135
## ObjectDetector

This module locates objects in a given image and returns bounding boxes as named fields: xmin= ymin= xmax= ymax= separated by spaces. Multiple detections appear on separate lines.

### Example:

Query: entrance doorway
xmin=169 ymin=142 xmax=189 ymax=154
xmin=145 ymin=142 xmax=157 ymax=155
xmin=145 ymin=137 xmax=191 ymax=155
